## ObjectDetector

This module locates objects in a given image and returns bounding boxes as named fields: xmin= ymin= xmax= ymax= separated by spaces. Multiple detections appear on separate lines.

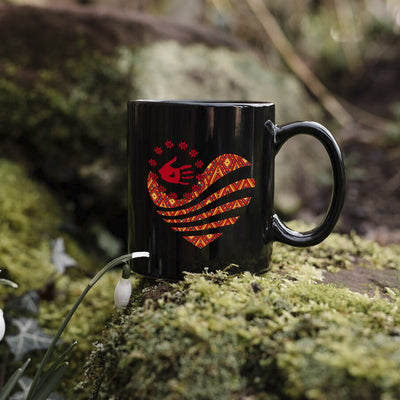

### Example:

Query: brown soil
xmin=322 ymin=264 xmax=399 ymax=300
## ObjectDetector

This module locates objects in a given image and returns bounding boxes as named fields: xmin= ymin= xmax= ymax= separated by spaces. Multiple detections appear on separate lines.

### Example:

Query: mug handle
xmin=266 ymin=120 xmax=346 ymax=246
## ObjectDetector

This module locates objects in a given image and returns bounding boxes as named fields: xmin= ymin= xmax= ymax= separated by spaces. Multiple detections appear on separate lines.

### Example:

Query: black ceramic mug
xmin=128 ymin=100 xmax=345 ymax=280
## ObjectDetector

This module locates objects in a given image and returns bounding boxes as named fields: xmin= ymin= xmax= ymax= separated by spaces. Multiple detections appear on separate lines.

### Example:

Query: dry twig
xmin=246 ymin=0 xmax=355 ymax=127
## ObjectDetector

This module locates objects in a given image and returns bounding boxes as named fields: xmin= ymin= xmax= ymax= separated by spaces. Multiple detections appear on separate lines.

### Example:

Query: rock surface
xmin=82 ymin=230 xmax=400 ymax=400
xmin=0 ymin=3 xmax=323 ymax=245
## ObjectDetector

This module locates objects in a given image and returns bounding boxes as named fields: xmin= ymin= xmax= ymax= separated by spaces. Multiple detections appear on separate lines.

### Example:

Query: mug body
xmin=128 ymin=100 xmax=275 ymax=280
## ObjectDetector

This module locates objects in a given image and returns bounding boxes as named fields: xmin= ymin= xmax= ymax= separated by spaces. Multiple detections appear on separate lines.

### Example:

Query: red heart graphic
xmin=147 ymin=150 xmax=255 ymax=248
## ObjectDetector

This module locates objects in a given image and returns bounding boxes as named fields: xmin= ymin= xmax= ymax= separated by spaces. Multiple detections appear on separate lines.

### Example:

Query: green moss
xmin=0 ymin=53 xmax=131 ymax=149
xmin=0 ymin=42 xmax=321 ymax=159
xmin=0 ymin=159 xmax=63 ymax=292
xmin=273 ymin=221 xmax=400 ymax=274
xmin=37 ymin=269 xmax=130 ymax=398
xmin=0 ymin=158 xmax=123 ymax=398
xmin=0 ymin=158 xmax=101 ymax=292
xmin=83 ymin=233 xmax=400 ymax=400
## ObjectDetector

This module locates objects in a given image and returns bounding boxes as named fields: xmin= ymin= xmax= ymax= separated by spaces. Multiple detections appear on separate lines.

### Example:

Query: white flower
xmin=0 ymin=309 xmax=5 ymax=341
xmin=114 ymin=277 xmax=132 ymax=309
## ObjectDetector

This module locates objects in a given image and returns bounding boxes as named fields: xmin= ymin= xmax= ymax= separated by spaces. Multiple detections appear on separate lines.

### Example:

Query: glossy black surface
xmin=127 ymin=101 xmax=345 ymax=280
xmin=271 ymin=120 xmax=346 ymax=246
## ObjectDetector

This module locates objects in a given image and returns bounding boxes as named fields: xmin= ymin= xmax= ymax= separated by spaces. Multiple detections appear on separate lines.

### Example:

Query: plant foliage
xmin=5 ymin=318 xmax=55 ymax=361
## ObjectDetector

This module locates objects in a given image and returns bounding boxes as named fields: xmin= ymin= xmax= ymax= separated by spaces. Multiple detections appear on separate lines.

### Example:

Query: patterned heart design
xmin=147 ymin=141 xmax=255 ymax=248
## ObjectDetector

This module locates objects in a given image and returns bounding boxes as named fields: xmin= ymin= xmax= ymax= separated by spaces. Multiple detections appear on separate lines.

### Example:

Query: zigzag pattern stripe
xmin=182 ymin=233 xmax=222 ymax=249
xmin=157 ymin=179 xmax=255 ymax=217
xmin=171 ymin=217 xmax=239 ymax=232
xmin=163 ymin=197 xmax=252 ymax=224
xmin=148 ymin=154 xmax=252 ymax=209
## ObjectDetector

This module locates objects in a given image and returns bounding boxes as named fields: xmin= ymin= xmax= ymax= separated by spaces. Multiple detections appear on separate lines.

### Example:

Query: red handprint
xmin=159 ymin=156 xmax=194 ymax=185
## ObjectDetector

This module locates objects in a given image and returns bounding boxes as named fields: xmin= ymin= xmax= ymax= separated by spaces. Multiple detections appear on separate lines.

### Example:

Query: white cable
xmin=131 ymin=251 xmax=150 ymax=259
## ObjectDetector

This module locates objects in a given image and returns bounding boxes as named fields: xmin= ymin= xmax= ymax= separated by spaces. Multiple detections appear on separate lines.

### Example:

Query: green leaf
xmin=5 ymin=318 xmax=56 ymax=360
xmin=33 ymin=341 xmax=77 ymax=395
xmin=9 ymin=376 xmax=64 ymax=400
xmin=0 ymin=358 xmax=31 ymax=400
xmin=30 ymin=363 xmax=68 ymax=400
xmin=7 ymin=290 xmax=40 ymax=315
xmin=9 ymin=376 xmax=31 ymax=400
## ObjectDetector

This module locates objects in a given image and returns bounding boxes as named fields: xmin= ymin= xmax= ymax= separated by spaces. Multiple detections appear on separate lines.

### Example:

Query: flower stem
xmin=26 ymin=252 xmax=148 ymax=400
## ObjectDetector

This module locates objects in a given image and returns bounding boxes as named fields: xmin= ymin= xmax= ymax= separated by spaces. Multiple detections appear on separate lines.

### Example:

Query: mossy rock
xmin=0 ymin=158 xmax=96 ymax=294
xmin=0 ymin=4 xmax=324 ymax=242
xmin=0 ymin=158 xmax=119 ymax=397
xmin=0 ymin=3 xmax=247 ymax=239
xmin=82 ymin=232 xmax=400 ymax=400
xmin=124 ymin=41 xmax=322 ymax=123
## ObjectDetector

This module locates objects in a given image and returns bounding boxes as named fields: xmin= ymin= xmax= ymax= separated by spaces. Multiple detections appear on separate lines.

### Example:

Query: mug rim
xmin=131 ymin=99 xmax=274 ymax=108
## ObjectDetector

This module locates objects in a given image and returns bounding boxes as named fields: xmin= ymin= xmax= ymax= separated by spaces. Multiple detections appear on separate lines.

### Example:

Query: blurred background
xmin=0 ymin=0 xmax=399 ymax=257
xmin=0 ymin=0 xmax=399 ymax=396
